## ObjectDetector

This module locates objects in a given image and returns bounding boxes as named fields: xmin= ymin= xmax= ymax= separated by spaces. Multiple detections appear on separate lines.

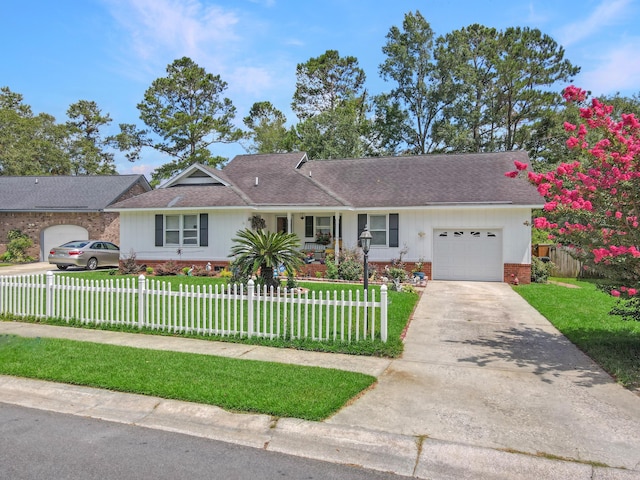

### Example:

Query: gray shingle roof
xmin=221 ymin=153 xmax=345 ymax=207
xmin=110 ymin=184 xmax=250 ymax=209
xmin=298 ymin=151 xmax=543 ymax=207
xmin=0 ymin=175 xmax=150 ymax=211
xmin=108 ymin=151 xmax=543 ymax=211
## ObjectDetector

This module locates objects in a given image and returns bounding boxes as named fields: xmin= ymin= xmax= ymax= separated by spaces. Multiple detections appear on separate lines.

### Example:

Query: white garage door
xmin=433 ymin=229 xmax=503 ymax=281
xmin=41 ymin=225 xmax=88 ymax=261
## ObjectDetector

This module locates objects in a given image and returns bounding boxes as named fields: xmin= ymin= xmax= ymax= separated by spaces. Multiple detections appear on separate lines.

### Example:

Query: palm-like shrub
xmin=229 ymin=229 xmax=305 ymax=289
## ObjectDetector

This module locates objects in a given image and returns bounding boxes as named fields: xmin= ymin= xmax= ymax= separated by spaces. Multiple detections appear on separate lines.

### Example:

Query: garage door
xmin=433 ymin=229 xmax=502 ymax=281
xmin=41 ymin=225 xmax=88 ymax=261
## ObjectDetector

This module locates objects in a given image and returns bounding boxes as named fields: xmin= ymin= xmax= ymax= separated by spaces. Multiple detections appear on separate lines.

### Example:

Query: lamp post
xmin=360 ymin=224 xmax=372 ymax=293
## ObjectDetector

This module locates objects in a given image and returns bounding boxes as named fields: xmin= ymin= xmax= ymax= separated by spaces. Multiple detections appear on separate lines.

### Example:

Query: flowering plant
xmin=315 ymin=231 xmax=331 ymax=245
xmin=506 ymin=85 xmax=640 ymax=320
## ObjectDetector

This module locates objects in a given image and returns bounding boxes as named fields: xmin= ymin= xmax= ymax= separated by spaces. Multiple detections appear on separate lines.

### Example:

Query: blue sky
xmin=2 ymin=0 xmax=639 ymax=176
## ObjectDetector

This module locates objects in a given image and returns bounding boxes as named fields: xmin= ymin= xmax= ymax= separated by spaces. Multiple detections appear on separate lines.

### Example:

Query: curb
xmin=0 ymin=376 xmax=637 ymax=479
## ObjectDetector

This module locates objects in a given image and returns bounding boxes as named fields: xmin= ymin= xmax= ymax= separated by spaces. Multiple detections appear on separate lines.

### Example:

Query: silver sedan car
xmin=48 ymin=240 xmax=120 ymax=270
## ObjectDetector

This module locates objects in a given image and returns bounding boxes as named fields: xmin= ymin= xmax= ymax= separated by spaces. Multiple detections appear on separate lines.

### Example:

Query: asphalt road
xmin=0 ymin=403 xmax=411 ymax=480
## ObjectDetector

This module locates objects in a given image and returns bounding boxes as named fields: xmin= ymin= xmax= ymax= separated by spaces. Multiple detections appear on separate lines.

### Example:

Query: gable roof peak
xmin=161 ymin=163 xmax=229 ymax=188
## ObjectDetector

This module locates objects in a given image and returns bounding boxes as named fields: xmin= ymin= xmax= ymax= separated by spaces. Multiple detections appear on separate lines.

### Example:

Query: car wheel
xmin=86 ymin=258 xmax=98 ymax=270
xmin=56 ymin=265 xmax=69 ymax=271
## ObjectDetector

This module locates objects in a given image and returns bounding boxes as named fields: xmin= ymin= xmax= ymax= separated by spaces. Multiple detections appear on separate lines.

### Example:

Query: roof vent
xmin=309 ymin=171 xmax=312 ymax=177
xmin=35 ymin=178 xmax=39 ymax=184
xmin=255 ymin=176 xmax=259 ymax=186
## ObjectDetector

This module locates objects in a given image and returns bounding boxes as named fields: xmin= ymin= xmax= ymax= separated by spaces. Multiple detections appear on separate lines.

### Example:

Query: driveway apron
xmin=326 ymin=281 xmax=640 ymax=470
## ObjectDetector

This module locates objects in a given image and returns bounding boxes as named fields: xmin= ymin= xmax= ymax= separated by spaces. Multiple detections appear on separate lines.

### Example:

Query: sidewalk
xmin=1 ymin=281 xmax=639 ymax=479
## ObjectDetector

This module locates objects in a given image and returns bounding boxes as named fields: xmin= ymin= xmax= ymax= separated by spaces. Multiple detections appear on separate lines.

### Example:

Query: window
xmin=369 ymin=215 xmax=387 ymax=246
xmin=164 ymin=214 xmax=199 ymax=246
xmin=357 ymin=213 xmax=399 ymax=247
xmin=316 ymin=216 xmax=331 ymax=235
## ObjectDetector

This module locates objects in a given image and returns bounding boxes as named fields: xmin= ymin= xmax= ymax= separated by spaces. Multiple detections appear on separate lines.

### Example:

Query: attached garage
xmin=432 ymin=229 xmax=503 ymax=281
xmin=41 ymin=225 xmax=88 ymax=261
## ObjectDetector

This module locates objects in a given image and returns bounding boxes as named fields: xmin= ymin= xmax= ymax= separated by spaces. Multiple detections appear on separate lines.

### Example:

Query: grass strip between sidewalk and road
xmin=514 ymin=278 xmax=640 ymax=391
xmin=0 ymin=335 xmax=376 ymax=421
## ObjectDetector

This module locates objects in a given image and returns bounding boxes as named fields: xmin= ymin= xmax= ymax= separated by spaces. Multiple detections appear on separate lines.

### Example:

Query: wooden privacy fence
xmin=0 ymin=273 xmax=388 ymax=342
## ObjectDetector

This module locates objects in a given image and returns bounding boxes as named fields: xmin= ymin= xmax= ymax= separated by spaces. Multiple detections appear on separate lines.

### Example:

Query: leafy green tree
xmin=378 ymin=11 xmax=449 ymax=154
xmin=296 ymin=104 xmax=368 ymax=159
xmin=367 ymin=94 xmax=411 ymax=156
xmin=432 ymin=25 xmax=579 ymax=154
xmin=65 ymin=100 xmax=116 ymax=175
xmin=229 ymin=229 xmax=304 ymax=290
xmin=432 ymin=24 xmax=500 ymax=152
xmin=242 ymin=101 xmax=295 ymax=154
xmin=0 ymin=87 xmax=69 ymax=175
xmin=292 ymin=49 xmax=366 ymax=120
xmin=292 ymin=50 xmax=370 ymax=159
xmin=495 ymin=27 xmax=579 ymax=151
xmin=121 ymin=57 xmax=242 ymax=185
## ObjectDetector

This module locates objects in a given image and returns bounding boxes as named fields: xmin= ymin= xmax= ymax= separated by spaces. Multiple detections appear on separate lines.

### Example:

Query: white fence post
xmin=138 ymin=274 xmax=146 ymax=329
xmin=380 ymin=284 xmax=388 ymax=342
xmin=247 ymin=279 xmax=254 ymax=338
xmin=46 ymin=271 xmax=54 ymax=318
xmin=1 ymin=272 xmax=389 ymax=344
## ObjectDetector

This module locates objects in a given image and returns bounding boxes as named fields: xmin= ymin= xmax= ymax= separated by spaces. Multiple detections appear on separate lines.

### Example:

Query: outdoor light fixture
xmin=359 ymin=225 xmax=372 ymax=293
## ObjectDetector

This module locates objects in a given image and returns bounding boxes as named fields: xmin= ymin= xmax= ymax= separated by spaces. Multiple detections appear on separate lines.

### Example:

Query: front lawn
xmin=0 ymin=334 xmax=376 ymax=421
xmin=514 ymin=278 xmax=640 ymax=390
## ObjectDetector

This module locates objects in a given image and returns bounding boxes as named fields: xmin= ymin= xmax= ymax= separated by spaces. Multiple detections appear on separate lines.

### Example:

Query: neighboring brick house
xmin=0 ymin=175 xmax=151 ymax=261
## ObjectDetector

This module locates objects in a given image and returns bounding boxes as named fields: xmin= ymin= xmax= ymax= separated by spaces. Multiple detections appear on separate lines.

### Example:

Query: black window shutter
xmin=305 ymin=216 xmax=314 ymax=238
xmin=155 ymin=215 xmax=163 ymax=247
xmin=389 ymin=213 xmax=399 ymax=247
xmin=199 ymin=213 xmax=208 ymax=247
xmin=357 ymin=214 xmax=367 ymax=246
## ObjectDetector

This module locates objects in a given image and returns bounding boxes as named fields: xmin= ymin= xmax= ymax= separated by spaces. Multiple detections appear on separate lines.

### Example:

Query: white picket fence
xmin=0 ymin=273 xmax=388 ymax=342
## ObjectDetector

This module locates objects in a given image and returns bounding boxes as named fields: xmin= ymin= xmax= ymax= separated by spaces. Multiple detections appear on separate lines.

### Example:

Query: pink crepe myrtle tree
xmin=507 ymin=85 xmax=640 ymax=320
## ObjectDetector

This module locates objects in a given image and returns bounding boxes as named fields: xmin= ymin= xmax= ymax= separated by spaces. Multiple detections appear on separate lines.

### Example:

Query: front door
xmin=276 ymin=216 xmax=288 ymax=234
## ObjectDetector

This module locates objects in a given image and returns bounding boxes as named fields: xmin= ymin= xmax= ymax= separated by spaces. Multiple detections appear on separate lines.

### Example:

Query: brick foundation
xmin=504 ymin=263 xmax=531 ymax=285
xmin=132 ymin=259 xmax=530 ymax=284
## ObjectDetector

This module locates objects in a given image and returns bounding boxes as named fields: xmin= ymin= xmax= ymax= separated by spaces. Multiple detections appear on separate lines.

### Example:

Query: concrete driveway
xmin=327 ymin=281 xmax=640 ymax=471
xmin=0 ymin=262 xmax=57 ymax=276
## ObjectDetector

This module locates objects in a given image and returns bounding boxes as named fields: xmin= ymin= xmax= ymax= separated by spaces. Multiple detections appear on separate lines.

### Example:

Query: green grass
xmin=4 ymin=272 xmax=418 ymax=357
xmin=514 ymin=278 xmax=640 ymax=390
xmin=0 ymin=334 xmax=376 ymax=421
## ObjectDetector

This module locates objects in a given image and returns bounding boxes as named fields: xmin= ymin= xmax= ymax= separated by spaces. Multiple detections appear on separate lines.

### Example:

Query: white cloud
xmin=557 ymin=0 xmax=632 ymax=46
xmin=102 ymin=0 xmax=293 ymax=103
xmin=118 ymin=162 xmax=156 ymax=176
xmin=577 ymin=40 xmax=640 ymax=95
xmin=104 ymin=0 xmax=240 ymax=72
xmin=526 ymin=1 xmax=549 ymax=24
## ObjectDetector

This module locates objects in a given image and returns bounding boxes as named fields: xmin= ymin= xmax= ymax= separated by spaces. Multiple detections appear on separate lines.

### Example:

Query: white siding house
xmin=108 ymin=152 xmax=543 ymax=283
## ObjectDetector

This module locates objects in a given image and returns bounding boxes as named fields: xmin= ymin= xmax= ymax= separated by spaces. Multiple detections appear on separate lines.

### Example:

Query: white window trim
xmin=368 ymin=214 xmax=388 ymax=247
xmin=164 ymin=214 xmax=199 ymax=247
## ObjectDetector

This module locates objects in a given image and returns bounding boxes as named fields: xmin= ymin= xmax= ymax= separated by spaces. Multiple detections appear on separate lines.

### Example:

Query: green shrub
xmin=1 ymin=229 xmax=34 ymax=263
xmin=338 ymin=257 xmax=363 ymax=281
xmin=286 ymin=271 xmax=298 ymax=289
xmin=325 ymin=254 xmax=339 ymax=279
xmin=531 ymin=256 xmax=554 ymax=283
